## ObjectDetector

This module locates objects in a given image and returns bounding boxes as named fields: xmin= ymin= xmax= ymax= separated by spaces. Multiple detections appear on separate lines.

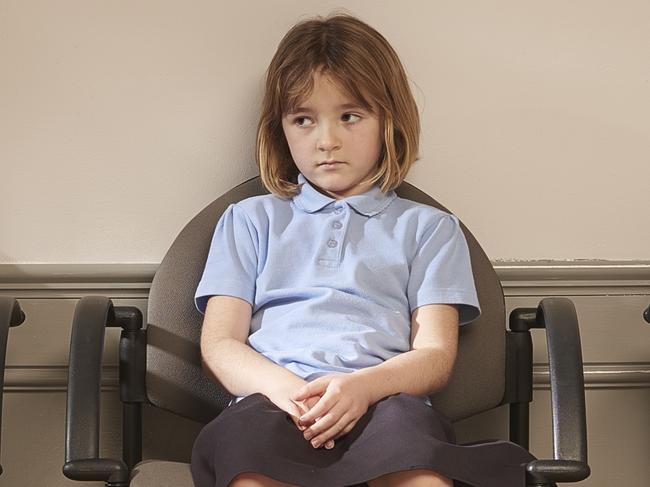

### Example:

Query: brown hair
xmin=256 ymin=12 xmax=420 ymax=198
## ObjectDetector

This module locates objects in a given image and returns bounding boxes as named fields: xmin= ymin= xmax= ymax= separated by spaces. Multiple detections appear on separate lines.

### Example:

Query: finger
xmin=301 ymin=396 xmax=320 ymax=412
xmin=305 ymin=406 xmax=348 ymax=446
xmin=292 ymin=400 xmax=319 ymax=429
xmin=299 ymin=392 xmax=336 ymax=426
xmin=286 ymin=408 xmax=307 ymax=431
xmin=292 ymin=395 xmax=320 ymax=417
xmin=291 ymin=378 xmax=328 ymax=402
xmin=303 ymin=406 xmax=343 ymax=442
xmin=292 ymin=416 xmax=307 ymax=431
xmin=333 ymin=419 xmax=357 ymax=440
xmin=309 ymin=413 xmax=351 ymax=449
xmin=301 ymin=400 xmax=332 ymax=427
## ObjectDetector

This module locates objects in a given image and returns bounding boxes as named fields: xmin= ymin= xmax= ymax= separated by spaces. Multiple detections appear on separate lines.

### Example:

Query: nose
xmin=317 ymin=122 xmax=341 ymax=152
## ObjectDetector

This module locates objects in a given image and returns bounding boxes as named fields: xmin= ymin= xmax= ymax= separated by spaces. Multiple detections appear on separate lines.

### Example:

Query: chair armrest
xmin=512 ymin=298 xmax=591 ymax=484
xmin=63 ymin=296 xmax=129 ymax=485
xmin=0 ymin=297 xmax=25 ymax=329
xmin=0 ymin=297 xmax=26 ymax=476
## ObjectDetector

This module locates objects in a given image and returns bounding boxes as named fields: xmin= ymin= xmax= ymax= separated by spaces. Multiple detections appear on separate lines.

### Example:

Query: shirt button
xmin=327 ymin=239 xmax=338 ymax=248
xmin=332 ymin=221 xmax=342 ymax=229
xmin=334 ymin=207 xmax=343 ymax=214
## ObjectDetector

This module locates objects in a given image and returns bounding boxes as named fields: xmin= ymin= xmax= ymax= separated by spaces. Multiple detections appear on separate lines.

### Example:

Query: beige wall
xmin=1 ymin=0 xmax=649 ymax=263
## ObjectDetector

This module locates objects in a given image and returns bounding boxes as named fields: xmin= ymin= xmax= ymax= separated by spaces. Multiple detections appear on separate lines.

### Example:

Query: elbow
xmin=199 ymin=351 xmax=217 ymax=382
xmin=430 ymin=363 xmax=453 ymax=392
xmin=437 ymin=367 xmax=454 ymax=390
xmin=423 ymin=347 xmax=456 ymax=393
xmin=439 ymin=351 xmax=458 ymax=389
xmin=199 ymin=335 xmax=229 ymax=380
xmin=200 ymin=356 xmax=211 ymax=377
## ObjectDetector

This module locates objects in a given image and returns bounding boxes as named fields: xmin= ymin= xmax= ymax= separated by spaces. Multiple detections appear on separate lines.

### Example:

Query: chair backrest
xmin=146 ymin=176 xmax=505 ymax=424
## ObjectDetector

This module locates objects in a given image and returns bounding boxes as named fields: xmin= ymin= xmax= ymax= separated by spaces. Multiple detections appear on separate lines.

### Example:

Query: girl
xmin=191 ymin=12 xmax=535 ymax=487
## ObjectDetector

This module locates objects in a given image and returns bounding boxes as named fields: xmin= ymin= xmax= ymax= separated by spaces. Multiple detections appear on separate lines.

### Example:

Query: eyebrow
xmin=289 ymin=103 xmax=365 ymax=114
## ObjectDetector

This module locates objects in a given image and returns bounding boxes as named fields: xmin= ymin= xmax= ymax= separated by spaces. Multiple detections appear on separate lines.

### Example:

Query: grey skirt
xmin=191 ymin=392 xmax=535 ymax=487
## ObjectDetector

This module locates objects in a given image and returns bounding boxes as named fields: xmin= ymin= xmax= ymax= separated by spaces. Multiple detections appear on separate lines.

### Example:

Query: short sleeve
xmin=194 ymin=203 xmax=258 ymax=314
xmin=407 ymin=213 xmax=481 ymax=325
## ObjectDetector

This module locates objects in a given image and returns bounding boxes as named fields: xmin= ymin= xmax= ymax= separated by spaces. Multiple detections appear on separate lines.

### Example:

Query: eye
xmin=292 ymin=116 xmax=313 ymax=128
xmin=342 ymin=113 xmax=362 ymax=123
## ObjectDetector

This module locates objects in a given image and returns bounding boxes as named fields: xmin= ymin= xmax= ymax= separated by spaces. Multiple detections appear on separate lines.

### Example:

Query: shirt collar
xmin=293 ymin=173 xmax=397 ymax=217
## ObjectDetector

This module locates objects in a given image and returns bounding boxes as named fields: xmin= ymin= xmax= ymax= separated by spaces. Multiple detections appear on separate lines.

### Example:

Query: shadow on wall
xmin=0 ymin=255 xmax=31 ymax=283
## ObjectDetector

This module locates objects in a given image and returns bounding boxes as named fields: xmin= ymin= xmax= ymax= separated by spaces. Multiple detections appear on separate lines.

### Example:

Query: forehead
xmin=285 ymin=70 xmax=374 ymax=114
xmin=291 ymin=101 xmax=365 ymax=113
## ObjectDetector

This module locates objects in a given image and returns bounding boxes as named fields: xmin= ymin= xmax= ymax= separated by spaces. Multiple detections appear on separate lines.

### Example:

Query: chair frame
xmin=0 ymin=297 xmax=26 ymax=476
xmin=63 ymin=295 xmax=590 ymax=487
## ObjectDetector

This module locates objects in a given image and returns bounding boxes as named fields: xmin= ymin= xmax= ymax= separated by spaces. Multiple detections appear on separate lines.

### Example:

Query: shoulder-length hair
xmin=256 ymin=13 xmax=420 ymax=199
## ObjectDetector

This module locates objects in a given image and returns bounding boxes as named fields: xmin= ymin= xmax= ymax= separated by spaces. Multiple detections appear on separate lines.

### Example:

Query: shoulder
xmin=230 ymin=194 xmax=291 ymax=218
xmin=228 ymin=193 xmax=293 ymax=225
xmin=389 ymin=195 xmax=460 ymax=235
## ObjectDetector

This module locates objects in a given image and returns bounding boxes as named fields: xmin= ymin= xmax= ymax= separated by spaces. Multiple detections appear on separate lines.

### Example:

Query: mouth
xmin=318 ymin=160 xmax=344 ymax=166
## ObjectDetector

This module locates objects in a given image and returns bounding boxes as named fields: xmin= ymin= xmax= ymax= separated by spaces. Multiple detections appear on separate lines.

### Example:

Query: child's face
xmin=281 ymin=71 xmax=382 ymax=200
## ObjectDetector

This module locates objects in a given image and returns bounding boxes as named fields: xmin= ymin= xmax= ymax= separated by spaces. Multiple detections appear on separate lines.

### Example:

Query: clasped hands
xmin=287 ymin=372 xmax=373 ymax=450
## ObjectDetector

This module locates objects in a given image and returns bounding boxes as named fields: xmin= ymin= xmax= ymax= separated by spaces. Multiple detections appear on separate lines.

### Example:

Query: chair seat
xmin=130 ymin=460 xmax=192 ymax=487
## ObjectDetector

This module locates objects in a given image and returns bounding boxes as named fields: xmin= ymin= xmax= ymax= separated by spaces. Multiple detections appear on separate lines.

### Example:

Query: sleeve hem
xmin=194 ymin=278 xmax=255 ymax=314
xmin=409 ymin=289 xmax=481 ymax=326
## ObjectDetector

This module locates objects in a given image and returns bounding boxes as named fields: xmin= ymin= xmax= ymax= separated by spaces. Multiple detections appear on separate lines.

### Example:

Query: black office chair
xmin=62 ymin=176 xmax=590 ymax=487
xmin=0 ymin=297 xmax=26 ymax=476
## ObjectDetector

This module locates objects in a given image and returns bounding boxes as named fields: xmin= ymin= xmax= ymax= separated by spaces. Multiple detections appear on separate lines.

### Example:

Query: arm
xmin=293 ymin=304 xmax=459 ymax=447
xmin=354 ymin=303 xmax=458 ymax=404
xmin=200 ymin=295 xmax=309 ymax=417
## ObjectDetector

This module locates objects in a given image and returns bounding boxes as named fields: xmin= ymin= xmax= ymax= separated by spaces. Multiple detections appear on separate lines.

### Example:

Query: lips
xmin=319 ymin=160 xmax=344 ymax=166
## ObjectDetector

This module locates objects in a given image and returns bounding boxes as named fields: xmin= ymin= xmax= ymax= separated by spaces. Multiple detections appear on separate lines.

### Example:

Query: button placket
xmin=320 ymin=203 xmax=347 ymax=265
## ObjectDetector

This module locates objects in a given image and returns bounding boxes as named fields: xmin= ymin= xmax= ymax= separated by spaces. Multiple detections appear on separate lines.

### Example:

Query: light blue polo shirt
xmin=195 ymin=173 xmax=481 ymax=402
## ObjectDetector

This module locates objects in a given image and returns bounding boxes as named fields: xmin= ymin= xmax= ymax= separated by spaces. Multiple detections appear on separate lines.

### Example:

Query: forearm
xmin=354 ymin=347 xmax=455 ymax=404
xmin=201 ymin=337 xmax=306 ymax=400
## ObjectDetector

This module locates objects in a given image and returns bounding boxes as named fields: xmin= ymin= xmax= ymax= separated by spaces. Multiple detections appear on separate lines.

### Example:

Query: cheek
xmin=281 ymin=127 xmax=297 ymax=150
xmin=283 ymin=131 xmax=310 ymax=160
xmin=359 ymin=126 xmax=383 ymax=154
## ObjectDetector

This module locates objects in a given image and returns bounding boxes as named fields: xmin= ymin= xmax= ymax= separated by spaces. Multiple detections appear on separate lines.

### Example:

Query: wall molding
xmin=0 ymin=263 xmax=158 ymax=284
xmin=0 ymin=263 xmax=156 ymax=298
xmin=3 ymin=366 xmax=118 ymax=392
xmin=534 ymin=364 xmax=650 ymax=389
xmin=1 ymin=260 xmax=648 ymax=289
xmin=494 ymin=260 xmax=650 ymax=281
xmin=494 ymin=260 xmax=650 ymax=296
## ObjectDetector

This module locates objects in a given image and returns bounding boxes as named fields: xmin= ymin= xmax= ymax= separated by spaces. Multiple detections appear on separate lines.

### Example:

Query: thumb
xmin=291 ymin=378 xmax=328 ymax=401
xmin=288 ymin=412 xmax=307 ymax=431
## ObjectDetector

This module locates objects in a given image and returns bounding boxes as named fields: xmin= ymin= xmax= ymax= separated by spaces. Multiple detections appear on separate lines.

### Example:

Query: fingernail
xmin=298 ymin=425 xmax=306 ymax=431
xmin=325 ymin=441 xmax=334 ymax=449
xmin=304 ymin=432 xmax=313 ymax=440
xmin=311 ymin=440 xmax=320 ymax=448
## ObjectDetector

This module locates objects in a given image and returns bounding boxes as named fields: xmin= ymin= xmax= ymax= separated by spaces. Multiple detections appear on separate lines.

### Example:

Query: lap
xmin=191 ymin=392 xmax=534 ymax=487
xmin=192 ymin=393 xmax=456 ymax=487
xmin=196 ymin=392 xmax=454 ymax=457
